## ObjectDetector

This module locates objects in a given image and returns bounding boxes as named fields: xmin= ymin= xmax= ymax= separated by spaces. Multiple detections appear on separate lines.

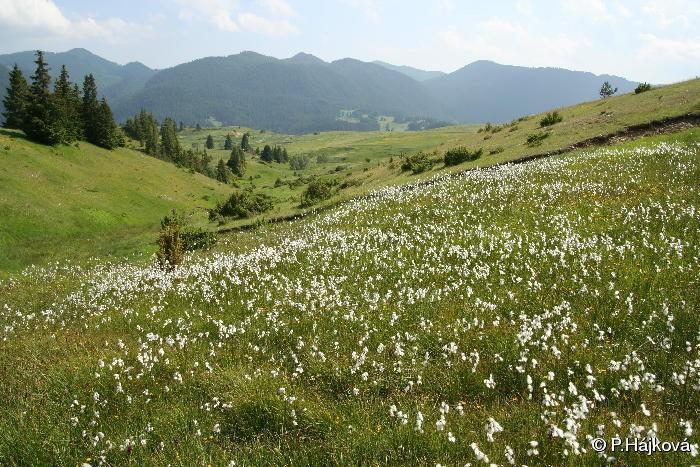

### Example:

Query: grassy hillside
xmin=1 ymin=129 xmax=697 ymax=464
xmin=1 ymin=78 xmax=698 ymax=272
xmin=180 ymin=77 xmax=700 ymax=228
xmin=0 ymin=130 xmax=230 ymax=272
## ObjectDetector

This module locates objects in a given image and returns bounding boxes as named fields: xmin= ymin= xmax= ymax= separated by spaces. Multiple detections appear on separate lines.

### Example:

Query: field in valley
xmin=1 ymin=79 xmax=698 ymax=273
xmin=178 ymin=78 xmax=700 ymax=228
xmin=1 ymin=128 xmax=698 ymax=464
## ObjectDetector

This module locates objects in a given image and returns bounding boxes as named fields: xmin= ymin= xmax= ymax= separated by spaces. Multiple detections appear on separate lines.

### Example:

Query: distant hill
xmin=0 ymin=49 xmax=641 ymax=132
xmin=0 ymin=48 xmax=156 ymax=102
xmin=112 ymin=52 xmax=443 ymax=134
xmin=424 ymin=60 xmax=637 ymax=123
xmin=373 ymin=61 xmax=446 ymax=81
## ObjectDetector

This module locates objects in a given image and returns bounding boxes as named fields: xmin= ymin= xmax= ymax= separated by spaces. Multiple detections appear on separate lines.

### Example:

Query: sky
xmin=0 ymin=0 xmax=698 ymax=83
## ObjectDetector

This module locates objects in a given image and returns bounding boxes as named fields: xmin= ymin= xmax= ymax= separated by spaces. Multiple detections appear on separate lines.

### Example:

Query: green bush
xmin=156 ymin=210 xmax=185 ymax=271
xmin=289 ymin=155 xmax=309 ymax=171
xmin=526 ymin=132 xmax=550 ymax=147
xmin=301 ymin=178 xmax=335 ymax=207
xmin=210 ymin=190 xmax=273 ymax=220
xmin=180 ymin=228 xmax=217 ymax=251
xmin=635 ymin=82 xmax=653 ymax=94
xmin=539 ymin=111 xmax=563 ymax=127
xmin=400 ymin=152 xmax=435 ymax=174
xmin=444 ymin=146 xmax=483 ymax=166
xmin=489 ymin=146 xmax=504 ymax=155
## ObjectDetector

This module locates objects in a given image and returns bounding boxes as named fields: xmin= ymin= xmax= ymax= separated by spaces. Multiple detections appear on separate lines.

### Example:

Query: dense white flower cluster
xmin=1 ymin=140 xmax=699 ymax=464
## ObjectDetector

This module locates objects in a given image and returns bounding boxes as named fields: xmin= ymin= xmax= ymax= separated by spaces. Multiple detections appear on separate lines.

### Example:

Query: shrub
xmin=400 ymin=152 xmax=435 ymax=174
xmin=301 ymin=178 xmax=335 ymax=207
xmin=539 ymin=111 xmax=563 ymax=127
xmin=289 ymin=155 xmax=309 ymax=171
xmin=635 ymin=82 xmax=653 ymax=94
xmin=180 ymin=228 xmax=217 ymax=252
xmin=156 ymin=210 xmax=185 ymax=271
xmin=526 ymin=132 xmax=550 ymax=147
xmin=444 ymin=147 xmax=483 ymax=166
xmin=489 ymin=146 xmax=504 ymax=155
xmin=316 ymin=153 xmax=330 ymax=163
xmin=599 ymin=81 xmax=617 ymax=98
xmin=210 ymin=190 xmax=273 ymax=220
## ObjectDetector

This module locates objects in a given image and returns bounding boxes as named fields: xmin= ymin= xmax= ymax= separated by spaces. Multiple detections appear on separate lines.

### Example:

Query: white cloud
xmin=642 ymin=1 xmax=700 ymax=28
xmin=178 ymin=0 xmax=298 ymax=35
xmin=440 ymin=19 xmax=586 ymax=68
xmin=563 ymin=0 xmax=632 ymax=23
xmin=238 ymin=12 xmax=298 ymax=35
xmin=638 ymin=33 xmax=700 ymax=63
xmin=435 ymin=0 xmax=454 ymax=14
xmin=341 ymin=0 xmax=381 ymax=22
xmin=0 ymin=0 xmax=150 ymax=42
xmin=0 ymin=0 xmax=70 ymax=33
xmin=257 ymin=0 xmax=295 ymax=17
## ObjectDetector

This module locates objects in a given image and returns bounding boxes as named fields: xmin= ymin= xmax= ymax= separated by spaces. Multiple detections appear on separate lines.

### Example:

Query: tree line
xmin=2 ymin=51 xmax=121 ymax=148
xmin=122 ymin=110 xmax=217 ymax=180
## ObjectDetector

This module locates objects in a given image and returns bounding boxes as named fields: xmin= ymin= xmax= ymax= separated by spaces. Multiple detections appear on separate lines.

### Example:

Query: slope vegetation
xmin=0 ymin=130 xmax=230 ymax=272
xmin=1 ymin=129 xmax=698 ymax=464
xmin=178 ymin=77 xmax=700 ymax=229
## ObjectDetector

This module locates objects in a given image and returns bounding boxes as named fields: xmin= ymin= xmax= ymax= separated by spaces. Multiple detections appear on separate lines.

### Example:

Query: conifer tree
xmin=24 ymin=51 xmax=59 ymax=144
xmin=261 ymin=144 xmax=273 ymax=162
xmin=160 ymin=117 xmax=180 ymax=158
xmin=81 ymin=74 xmax=99 ymax=143
xmin=227 ymin=146 xmax=246 ymax=176
xmin=92 ymin=98 xmax=119 ymax=149
xmin=216 ymin=159 xmax=230 ymax=183
xmin=224 ymin=134 xmax=233 ymax=150
xmin=206 ymin=134 xmax=214 ymax=149
xmin=240 ymin=132 xmax=250 ymax=151
xmin=53 ymin=65 xmax=82 ymax=142
xmin=2 ymin=64 xmax=29 ymax=129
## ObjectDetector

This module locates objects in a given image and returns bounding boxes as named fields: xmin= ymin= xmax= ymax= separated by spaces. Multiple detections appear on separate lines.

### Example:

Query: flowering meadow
xmin=1 ymin=131 xmax=699 ymax=465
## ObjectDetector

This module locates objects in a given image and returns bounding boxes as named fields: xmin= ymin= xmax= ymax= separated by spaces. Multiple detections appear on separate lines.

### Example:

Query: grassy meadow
xmin=0 ymin=128 xmax=698 ymax=464
xmin=176 ymin=78 xmax=700 ymax=228
xmin=1 ymin=79 xmax=698 ymax=272
xmin=0 ymin=130 xmax=232 ymax=273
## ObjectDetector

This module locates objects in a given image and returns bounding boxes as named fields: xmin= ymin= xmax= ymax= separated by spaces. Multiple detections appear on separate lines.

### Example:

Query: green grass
xmin=2 ymin=78 xmax=699 ymax=272
xmin=178 ymin=78 xmax=700 ymax=229
xmin=0 ymin=130 xmax=231 ymax=273
xmin=0 ymin=129 xmax=698 ymax=464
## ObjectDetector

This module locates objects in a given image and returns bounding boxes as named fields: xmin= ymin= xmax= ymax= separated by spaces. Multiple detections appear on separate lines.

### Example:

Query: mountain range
xmin=0 ymin=48 xmax=638 ymax=133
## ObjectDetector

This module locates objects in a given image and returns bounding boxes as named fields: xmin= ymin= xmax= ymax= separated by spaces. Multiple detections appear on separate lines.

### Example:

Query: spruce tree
xmin=206 ymin=134 xmax=214 ymax=149
xmin=227 ymin=146 xmax=246 ymax=176
xmin=216 ymin=159 xmax=230 ymax=183
xmin=81 ymin=74 xmax=99 ymax=143
xmin=261 ymin=144 xmax=273 ymax=162
xmin=224 ymin=134 xmax=233 ymax=150
xmin=2 ymin=64 xmax=29 ymax=130
xmin=240 ymin=132 xmax=250 ymax=151
xmin=160 ymin=117 xmax=180 ymax=158
xmin=53 ymin=65 xmax=81 ymax=142
xmin=24 ymin=51 xmax=59 ymax=144
xmin=93 ymin=98 xmax=119 ymax=149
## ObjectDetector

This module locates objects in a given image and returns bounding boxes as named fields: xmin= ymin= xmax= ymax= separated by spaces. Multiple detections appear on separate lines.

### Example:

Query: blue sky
xmin=0 ymin=0 xmax=698 ymax=83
